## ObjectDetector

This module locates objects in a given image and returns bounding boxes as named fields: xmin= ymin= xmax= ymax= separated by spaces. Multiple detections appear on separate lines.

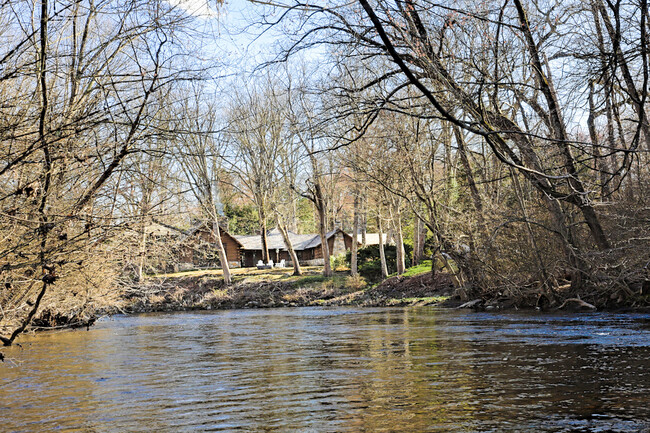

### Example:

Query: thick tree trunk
xmin=580 ymin=204 xmax=610 ymax=251
xmin=212 ymin=220 xmax=231 ymax=285
xmin=258 ymin=206 xmax=270 ymax=263
xmin=377 ymin=214 xmax=389 ymax=279
xmin=413 ymin=216 xmax=425 ymax=265
xmin=318 ymin=205 xmax=332 ymax=277
xmin=389 ymin=205 xmax=406 ymax=274
xmin=361 ymin=192 xmax=367 ymax=247
xmin=276 ymin=215 xmax=302 ymax=276
xmin=587 ymin=81 xmax=611 ymax=198
xmin=454 ymin=125 xmax=489 ymax=242
xmin=594 ymin=0 xmax=650 ymax=152
xmin=350 ymin=194 xmax=359 ymax=276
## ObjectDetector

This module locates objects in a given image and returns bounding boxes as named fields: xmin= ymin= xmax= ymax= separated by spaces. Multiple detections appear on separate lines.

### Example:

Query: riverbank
xmin=121 ymin=265 xmax=456 ymax=313
xmin=120 ymin=263 xmax=650 ymax=314
xmin=8 ymin=264 xmax=649 ymax=337
xmin=5 ymin=266 xmax=447 ymax=337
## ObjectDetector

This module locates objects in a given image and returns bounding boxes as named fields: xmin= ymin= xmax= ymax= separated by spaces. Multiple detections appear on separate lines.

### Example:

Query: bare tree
xmin=1 ymin=0 xmax=204 ymax=345
xmin=177 ymin=96 xmax=232 ymax=285
xmin=286 ymin=83 xmax=338 ymax=277
xmin=251 ymin=0 xmax=645 ymax=299
xmin=225 ymin=80 xmax=286 ymax=264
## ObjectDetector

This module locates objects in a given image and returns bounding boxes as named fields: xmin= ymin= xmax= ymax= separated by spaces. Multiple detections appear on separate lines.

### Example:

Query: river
xmin=1 ymin=307 xmax=649 ymax=432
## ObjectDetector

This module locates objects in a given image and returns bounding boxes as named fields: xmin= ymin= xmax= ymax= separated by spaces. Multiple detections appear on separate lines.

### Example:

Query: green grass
xmin=290 ymin=274 xmax=329 ymax=286
xmin=401 ymin=260 xmax=433 ymax=278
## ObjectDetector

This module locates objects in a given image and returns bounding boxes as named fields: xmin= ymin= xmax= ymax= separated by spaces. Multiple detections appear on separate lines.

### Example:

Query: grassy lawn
xmin=147 ymin=265 xmax=329 ymax=285
xmin=396 ymin=260 xmax=433 ymax=278
xmin=404 ymin=260 xmax=433 ymax=277
xmin=151 ymin=260 xmax=434 ymax=285
xmin=135 ymin=260 xmax=450 ymax=310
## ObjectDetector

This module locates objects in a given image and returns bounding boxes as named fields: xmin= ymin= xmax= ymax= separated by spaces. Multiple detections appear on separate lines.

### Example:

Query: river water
xmin=1 ymin=307 xmax=649 ymax=432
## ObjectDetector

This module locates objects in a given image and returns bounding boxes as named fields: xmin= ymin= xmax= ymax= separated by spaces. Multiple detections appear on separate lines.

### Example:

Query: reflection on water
xmin=2 ymin=308 xmax=649 ymax=432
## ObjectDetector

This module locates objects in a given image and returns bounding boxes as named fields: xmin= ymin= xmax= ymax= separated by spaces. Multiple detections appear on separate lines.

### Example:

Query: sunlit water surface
xmin=2 ymin=307 xmax=649 ymax=432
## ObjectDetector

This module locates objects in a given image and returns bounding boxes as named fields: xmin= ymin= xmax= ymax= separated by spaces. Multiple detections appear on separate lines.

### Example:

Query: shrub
xmin=345 ymin=274 xmax=367 ymax=291
xmin=346 ymin=244 xmax=413 ymax=282
xmin=330 ymin=252 xmax=348 ymax=271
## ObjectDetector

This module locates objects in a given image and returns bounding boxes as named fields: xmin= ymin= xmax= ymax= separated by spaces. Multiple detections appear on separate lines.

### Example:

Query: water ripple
xmin=1 ymin=307 xmax=650 ymax=432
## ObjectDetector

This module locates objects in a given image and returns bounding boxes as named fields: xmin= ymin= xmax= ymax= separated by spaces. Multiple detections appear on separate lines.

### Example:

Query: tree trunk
xmin=318 ymin=205 xmax=333 ymax=276
xmin=350 ymin=193 xmax=359 ymax=276
xmin=361 ymin=192 xmax=367 ymax=247
xmin=591 ymin=3 xmax=621 ymax=187
xmin=291 ymin=199 xmax=298 ymax=232
xmin=362 ymin=0 xmax=612 ymax=252
xmin=509 ymin=168 xmax=552 ymax=290
xmin=259 ymin=206 xmax=270 ymax=263
xmin=413 ymin=215 xmax=421 ymax=265
xmin=212 ymin=220 xmax=231 ymax=285
xmin=377 ymin=214 xmax=389 ymax=279
xmin=454 ymin=125 xmax=489 ymax=242
xmin=587 ymin=81 xmax=610 ymax=198
xmin=514 ymin=0 xmax=611 ymax=250
xmin=276 ymin=214 xmax=302 ymax=276
xmin=595 ymin=0 xmax=650 ymax=152
xmin=390 ymin=204 xmax=406 ymax=274
xmin=413 ymin=216 xmax=425 ymax=265
xmin=137 ymin=218 xmax=147 ymax=282
xmin=2 ymin=0 xmax=56 ymax=347
xmin=394 ymin=216 xmax=406 ymax=275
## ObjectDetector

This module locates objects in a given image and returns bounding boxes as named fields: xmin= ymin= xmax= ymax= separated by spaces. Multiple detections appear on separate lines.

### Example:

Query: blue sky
xmin=169 ymin=0 xmax=289 ymax=71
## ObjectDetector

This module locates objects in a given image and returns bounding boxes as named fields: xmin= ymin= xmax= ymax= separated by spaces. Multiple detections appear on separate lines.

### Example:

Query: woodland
xmin=1 ymin=0 xmax=649 ymax=347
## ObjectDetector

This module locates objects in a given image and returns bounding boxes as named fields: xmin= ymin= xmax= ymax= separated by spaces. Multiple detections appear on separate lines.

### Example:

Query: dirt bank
xmin=11 ymin=268 xmax=648 ymax=340
xmin=120 ymin=271 xmax=456 ymax=313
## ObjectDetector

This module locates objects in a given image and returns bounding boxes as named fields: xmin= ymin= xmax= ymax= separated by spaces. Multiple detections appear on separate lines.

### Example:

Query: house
xmin=234 ymin=229 xmax=315 ymax=267
xmin=145 ymin=221 xmax=243 ymax=271
xmin=297 ymin=228 xmax=356 ymax=265
xmin=176 ymin=222 xmax=243 ymax=270
xmin=234 ymin=228 xmax=369 ymax=267
xmin=147 ymin=220 xmax=388 ymax=270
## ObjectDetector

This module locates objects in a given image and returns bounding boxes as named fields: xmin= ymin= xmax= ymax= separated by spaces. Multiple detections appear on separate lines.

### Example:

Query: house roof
xmin=234 ymin=228 xmax=390 ymax=251
xmin=301 ymin=229 xmax=340 ymax=249
xmin=153 ymin=223 xmax=388 ymax=252
xmin=184 ymin=222 xmax=244 ymax=247
xmin=234 ymin=228 xmax=317 ymax=252
xmin=147 ymin=220 xmax=243 ymax=247
xmin=145 ymin=222 xmax=182 ymax=237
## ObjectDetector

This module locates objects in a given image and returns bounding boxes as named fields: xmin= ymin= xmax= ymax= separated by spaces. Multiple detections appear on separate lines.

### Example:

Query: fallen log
xmin=557 ymin=298 xmax=596 ymax=311
xmin=457 ymin=299 xmax=483 ymax=309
